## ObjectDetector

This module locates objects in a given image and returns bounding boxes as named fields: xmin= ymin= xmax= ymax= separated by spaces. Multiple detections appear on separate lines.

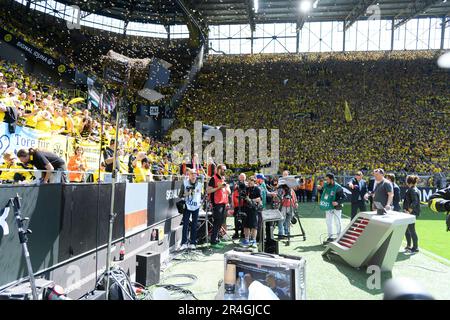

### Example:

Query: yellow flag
xmin=344 ymin=101 xmax=352 ymax=122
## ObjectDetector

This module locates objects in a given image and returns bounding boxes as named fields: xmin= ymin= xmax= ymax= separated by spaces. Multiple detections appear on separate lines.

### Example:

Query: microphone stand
xmin=104 ymin=65 xmax=130 ymax=300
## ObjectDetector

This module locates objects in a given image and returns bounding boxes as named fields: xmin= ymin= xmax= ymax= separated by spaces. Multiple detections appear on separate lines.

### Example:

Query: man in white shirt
xmin=244 ymin=274 xmax=279 ymax=300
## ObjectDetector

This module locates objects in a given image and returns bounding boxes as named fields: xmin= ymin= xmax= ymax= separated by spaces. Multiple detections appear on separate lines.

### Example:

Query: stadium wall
xmin=0 ymin=181 xmax=183 ymax=298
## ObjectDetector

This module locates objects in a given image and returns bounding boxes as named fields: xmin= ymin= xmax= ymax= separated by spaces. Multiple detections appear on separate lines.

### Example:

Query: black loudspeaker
xmin=136 ymin=252 xmax=161 ymax=286
xmin=264 ymin=238 xmax=279 ymax=254
xmin=264 ymin=222 xmax=279 ymax=254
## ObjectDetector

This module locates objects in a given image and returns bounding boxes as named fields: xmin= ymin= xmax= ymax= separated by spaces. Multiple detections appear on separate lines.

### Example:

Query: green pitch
xmin=341 ymin=203 xmax=449 ymax=261
xmin=159 ymin=203 xmax=450 ymax=300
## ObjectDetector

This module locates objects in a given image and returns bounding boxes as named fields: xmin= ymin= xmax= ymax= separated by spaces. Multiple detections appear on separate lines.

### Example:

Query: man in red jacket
xmin=207 ymin=164 xmax=231 ymax=249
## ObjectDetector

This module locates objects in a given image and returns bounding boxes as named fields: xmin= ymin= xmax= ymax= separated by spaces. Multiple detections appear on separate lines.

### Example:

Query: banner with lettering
xmin=0 ymin=27 xmax=74 ymax=78
xmin=0 ymin=124 xmax=100 ymax=169
xmin=67 ymin=137 xmax=101 ymax=171
xmin=0 ymin=123 xmax=69 ymax=159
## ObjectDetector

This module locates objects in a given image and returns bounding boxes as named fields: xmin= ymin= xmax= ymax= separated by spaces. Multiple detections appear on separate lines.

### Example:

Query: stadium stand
xmin=175 ymin=51 xmax=450 ymax=175
xmin=0 ymin=59 xmax=180 ymax=183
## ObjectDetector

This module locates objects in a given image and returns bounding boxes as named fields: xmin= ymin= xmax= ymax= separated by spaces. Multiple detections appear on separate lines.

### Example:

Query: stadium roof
xmin=57 ymin=0 xmax=450 ymax=29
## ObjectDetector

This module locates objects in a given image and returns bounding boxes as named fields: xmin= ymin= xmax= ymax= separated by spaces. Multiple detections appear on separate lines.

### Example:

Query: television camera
xmin=277 ymin=176 xmax=306 ymax=242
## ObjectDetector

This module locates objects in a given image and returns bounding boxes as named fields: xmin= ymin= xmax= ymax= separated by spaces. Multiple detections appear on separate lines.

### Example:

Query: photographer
xmin=277 ymin=181 xmax=298 ymax=239
xmin=232 ymin=173 xmax=247 ymax=239
xmin=207 ymin=164 xmax=230 ymax=249
xmin=242 ymin=176 xmax=262 ymax=247
xmin=428 ymin=186 xmax=450 ymax=232
xmin=178 ymin=169 xmax=204 ymax=250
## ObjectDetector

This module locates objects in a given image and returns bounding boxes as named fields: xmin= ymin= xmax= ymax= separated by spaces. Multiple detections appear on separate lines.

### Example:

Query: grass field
xmin=340 ymin=204 xmax=449 ymax=261
xmin=161 ymin=203 xmax=450 ymax=299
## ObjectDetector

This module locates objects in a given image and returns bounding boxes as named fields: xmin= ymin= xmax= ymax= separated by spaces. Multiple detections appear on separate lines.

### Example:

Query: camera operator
xmin=178 ymin=169 xmax=204 ymax=250
xmin=232 ymin=173 xmax=247 ymax=239
xmin=207 ymin=164 xmax=230 ymax=249
xmin=277 ymin=182 xmax=298 ymax=239
xmin=428 ymin=186 xmax=450 ymax=232
xmin=241 ymin=176 xmax=262 ymax=247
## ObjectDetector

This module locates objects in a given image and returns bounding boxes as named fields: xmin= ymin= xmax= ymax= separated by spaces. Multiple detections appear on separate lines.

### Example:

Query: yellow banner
xmin=67 ymin=138 xmax=101 ymax=171
xmin=344 ymin=101 xmax=353 ymax=122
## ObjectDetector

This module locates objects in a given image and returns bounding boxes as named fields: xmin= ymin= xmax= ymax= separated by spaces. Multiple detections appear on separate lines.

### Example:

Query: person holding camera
xmin=277 ymin=182 xmax=298 ymax=239
xmin=318 ymin=173 xmax=346 ymax=243
xmin=178 ymin=169 xmax=204 ymax=250
xmin=428 ymin=186 xmax=450 ymax=232
xmin=242 ymin=176 xmax=262 ymax=247
xmin=232 ymin=173 xmax=247 ymax=239
xmin=207 ymin=164 xmax=230 ymax=249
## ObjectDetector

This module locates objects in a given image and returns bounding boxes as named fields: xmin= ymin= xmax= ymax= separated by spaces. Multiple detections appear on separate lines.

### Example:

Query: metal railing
xmin=0 ymin=168 xmax=185 ymax=184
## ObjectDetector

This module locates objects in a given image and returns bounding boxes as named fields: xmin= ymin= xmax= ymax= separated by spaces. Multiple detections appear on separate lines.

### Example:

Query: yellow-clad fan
xmin=141 ymin=137 xmax=151 ymax=153
xmin=51 ymin=107 xmax=66 ymax=133
xmin=0 ymin=151 xmax=17 ymax=181
xmin=118 ymin=149 xmax=129 ymax=175
xmin=35 ymin=109 xmax=53 ymax=132
xmin=0 ymin=151 xmax=35 ymax=183
xmin=0 ymin=81 xmax=8 ymax=101
xmin=171 ymin=162 xmax=180 ymax=176
xmin=62 ymin=106 xmax=74 ymax=135
xmin=134 ymin=157 xmax=153 ymax=183
xmin=72 ymin=109 xmax=83 ymax=135
xmin=127 ymin=134 xmax=138 ymax=152
xmin=93 ymin=162 xmax=107 ymax=183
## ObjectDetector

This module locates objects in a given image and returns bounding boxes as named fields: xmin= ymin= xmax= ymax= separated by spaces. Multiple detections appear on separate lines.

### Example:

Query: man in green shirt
xmin=256 ymin=173 xmax=269 ymax=209
xmin=317 ymin=173 xmax=346 ymax=244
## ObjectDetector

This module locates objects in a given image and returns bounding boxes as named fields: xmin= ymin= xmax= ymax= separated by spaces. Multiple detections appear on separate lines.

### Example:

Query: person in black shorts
xmin=17 ymin=148 xmax=67 ymax=183
xmin=242 ymin=176 xmax=262 ymax=247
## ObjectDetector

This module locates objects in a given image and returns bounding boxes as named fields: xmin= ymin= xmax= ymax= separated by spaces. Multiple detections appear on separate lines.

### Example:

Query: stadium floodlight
xmin=254 ymin=0 xmax=259 ymax=13
xmin=299 ymin=0 xmax=312 ymax=13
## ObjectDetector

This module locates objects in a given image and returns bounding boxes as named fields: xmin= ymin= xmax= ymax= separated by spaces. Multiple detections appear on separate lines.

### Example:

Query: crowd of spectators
xmin=175 ymin=51 xmax=449 ymax=176
xmin=0 ymin=4 xmax=195 ymax=79
xmin=0 ymin=59 xmax=179 ymax=183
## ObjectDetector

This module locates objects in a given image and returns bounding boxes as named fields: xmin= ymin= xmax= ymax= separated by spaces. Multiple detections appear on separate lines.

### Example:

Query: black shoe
xmin=404 ymin=246 xmax=412 ymax=252
xmin=326 ymin=237 xmax=335 ymax=242
xmin=410 ymin=248 xmax=419 ymax=254
xmin=232 ymin=233 xmax=240 ymax=240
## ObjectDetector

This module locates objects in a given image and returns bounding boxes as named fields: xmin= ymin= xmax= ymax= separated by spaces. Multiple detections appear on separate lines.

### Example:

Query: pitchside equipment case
xmin=223 ymin=251 xmax=306 ymax=300
xmin=322 ymin=211 xmax=416 ymax=271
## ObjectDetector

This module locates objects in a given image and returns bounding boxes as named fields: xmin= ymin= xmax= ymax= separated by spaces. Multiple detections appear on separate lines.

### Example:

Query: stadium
xmin=0 ymin=0 xmax=449 ymax=303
